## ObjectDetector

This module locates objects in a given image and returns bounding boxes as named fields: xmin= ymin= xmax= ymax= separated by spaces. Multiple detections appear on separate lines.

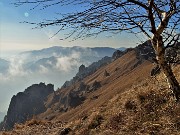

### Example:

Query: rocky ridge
xmin=34 ymin=41 xmax=156 ymax=122
xmin=0 ymin=41 xmax=155 ymax=131
xmin=1 ymin=41 xmax=174 ymax=132
xmin=61 ymin=56 xmax=112 ymax=89
xmin=1 ymin=55 xmax=179 ymax=135
xmin=0 ymin=83 xmax=54 ymax=130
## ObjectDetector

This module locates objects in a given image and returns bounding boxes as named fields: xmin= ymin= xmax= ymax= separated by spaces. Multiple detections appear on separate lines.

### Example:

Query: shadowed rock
xmin=0 ymin=83 xmax=54 ymax=131
xmin=104 ymin=70 xmax=110 ymax=77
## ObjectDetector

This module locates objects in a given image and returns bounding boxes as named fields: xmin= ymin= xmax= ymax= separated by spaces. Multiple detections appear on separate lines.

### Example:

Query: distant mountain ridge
xmin=21 ymin=46 xmax=121 ymax=77
xmin=23 ymin=46 xmax=127 ymax=73
xmin=0 ymin=46 xmax=125 ymax=73
xmin=0 ymin=46 xmax=123 ymax=73
xmin=21 ymin=46 xmax=118 ymax=58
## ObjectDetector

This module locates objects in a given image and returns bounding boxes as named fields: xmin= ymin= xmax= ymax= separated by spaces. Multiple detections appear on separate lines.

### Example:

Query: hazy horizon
xmin=0 ymin=45 xmax=122 ymax=113
xmin=0 ymin=0 xmax=141 ymax=115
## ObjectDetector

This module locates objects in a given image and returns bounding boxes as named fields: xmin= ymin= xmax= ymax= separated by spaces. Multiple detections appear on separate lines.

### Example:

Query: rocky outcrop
xmin=62 ymin=56 xmax=112 ymax=88
xmin=0 ymin=83 xmax=54 ymax=130
xmin=104 ymin=70 xmax=110 ymax=77
xmin=61 ymin=81 xmax=73 ymax=89
xmin=46 ymin=80 xmax=102 ymax=114
xmin=76 ymin=56 xmax=112 ymax=80
xmin=67 ymin=91 xmax=86 ymax=108
xmin=135 ymin=41 xmax=180 ymax=75
xmin=75 ymin=64 xmax=86 ymax=80
xmin=79 ymin=64 xmax=86 ymax=73
xmin=135 ymin=40 xmax=156 ymax=61
xmin=66 ymin=82 xmax=88 ymax=105
xmin=46 ymin=81 xmax=89 ymax=114
xmin=89 ymin=81 xmax=101 ymax=92
xmin=112 ymin=50 xmax=124 ymax=60
xmin=111 ymin=41 xmax=156 ymax=64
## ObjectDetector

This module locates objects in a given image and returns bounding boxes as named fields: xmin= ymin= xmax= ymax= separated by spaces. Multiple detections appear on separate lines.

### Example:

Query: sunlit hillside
xmin=1 ymin=46 xmax=179 ymax=135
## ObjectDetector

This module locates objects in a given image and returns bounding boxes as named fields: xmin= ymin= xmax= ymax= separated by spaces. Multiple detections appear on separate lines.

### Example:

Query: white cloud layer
xmin=0 ymin=46 xmax=114 ymax=112
xmin=55 ymin=51 xmax=81 ymax=72
xmin=0 ymin=49 xmax=96 ymax=111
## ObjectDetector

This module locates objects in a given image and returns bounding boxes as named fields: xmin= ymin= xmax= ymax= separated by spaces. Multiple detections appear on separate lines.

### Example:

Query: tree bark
xmin=161 ymin=63 xmax=180 ymax=101
xmin=155 ymin=36 xmax=180 ymax=101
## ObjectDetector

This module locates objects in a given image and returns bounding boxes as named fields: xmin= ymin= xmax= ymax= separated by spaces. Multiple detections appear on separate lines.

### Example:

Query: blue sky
xmin=0 ymin=0 xmax=139 ymax=57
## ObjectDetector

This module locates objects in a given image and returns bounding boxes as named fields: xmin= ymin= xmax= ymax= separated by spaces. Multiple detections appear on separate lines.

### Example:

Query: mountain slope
xmin=0 ymin=44 xmax=146 ymax=131
xmin=1 ymin=42 xmax=180 ymax=135
xmin=1 ymin=54 xmax=179 ymax=135
xmin=66 ymin=65 xmax=180 ymax=135
xmin=40 ymin=50 xmax=153 ymax=122
xmin=35 ymin=41 xmax=155 ymax=122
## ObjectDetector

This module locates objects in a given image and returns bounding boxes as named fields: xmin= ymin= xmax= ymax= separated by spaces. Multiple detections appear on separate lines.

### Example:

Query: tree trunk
xmin=156 ymin=36 xmax=180 ymax=101
xmin=161 ymin=63 xmax=180 ymax=101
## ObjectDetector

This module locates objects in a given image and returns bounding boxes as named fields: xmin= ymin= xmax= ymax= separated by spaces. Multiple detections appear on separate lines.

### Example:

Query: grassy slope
xmin=71 ymin=65 xmax=180 ymax=135
xmin=1 ymin=51 xmax=180 ymax=135
xmin=38 ymin=50 xmax=153 ymax=122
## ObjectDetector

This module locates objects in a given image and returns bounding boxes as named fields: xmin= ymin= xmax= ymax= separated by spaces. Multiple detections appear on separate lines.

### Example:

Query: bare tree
xmin=14 ymin=0 xmax=180 ymax=100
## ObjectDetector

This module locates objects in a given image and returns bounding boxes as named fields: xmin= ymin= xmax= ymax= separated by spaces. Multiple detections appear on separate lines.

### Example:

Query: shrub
xmin=125 ymin=100 xmax=137 ymax=111
xmin=107 ymin=113 xmax=124 ymax=131
xmin=88 ymin=115 xmax=103 ymax=129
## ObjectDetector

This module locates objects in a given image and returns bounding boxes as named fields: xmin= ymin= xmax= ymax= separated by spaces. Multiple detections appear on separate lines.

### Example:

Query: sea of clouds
xmin=0 ymin=46 xmax=113 ymax=113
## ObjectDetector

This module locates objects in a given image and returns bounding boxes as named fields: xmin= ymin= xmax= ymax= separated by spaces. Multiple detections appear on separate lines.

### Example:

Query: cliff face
xmin=0 ymin=83 xmax=54 ymax=130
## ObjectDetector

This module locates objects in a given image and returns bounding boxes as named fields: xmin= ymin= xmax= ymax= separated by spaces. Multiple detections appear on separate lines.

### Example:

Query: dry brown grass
xmin=65 ymin=66 xmax=180 ymax=135
xmin=1 ymin=120 xmax=64 ymax=135
xmin=1 ymin=53 xmax=179 ymax=135
xmin=25 ymin=119 xmax=47 ymax=126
